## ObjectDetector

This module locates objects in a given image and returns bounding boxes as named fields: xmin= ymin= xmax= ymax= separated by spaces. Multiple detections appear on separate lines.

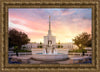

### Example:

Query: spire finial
xmin=49 ymin=16 xmax=51 ymax=31
xmin=48 ymin=16 xmax=52 ymax=36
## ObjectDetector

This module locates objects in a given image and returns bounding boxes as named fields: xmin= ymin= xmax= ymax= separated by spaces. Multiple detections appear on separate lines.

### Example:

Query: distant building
xmin=56 ymin=43 xmax=78 ymax=50
xmin=22 ymin=43 xmax=39 ymax=50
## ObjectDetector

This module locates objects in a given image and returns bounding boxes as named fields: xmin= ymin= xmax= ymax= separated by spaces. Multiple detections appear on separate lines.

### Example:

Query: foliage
xmin=22 ymin=47 xmax=26 ymax=49
xmin=57 ymin=45 xmax=63 ymax=48
xmin=69 ymin=49 xmax=87 ymax=53
xmin=37 ymin=45 xmax=43 ymax=48
xmin=13 ymin=46 xmax=18 ymax=52
xmin=37 ymin=42 xmax=43 ymax=48
xmin=57 ymin=40 xmax=63 ymax=48
xmin=61 ymin=45 xmax=63 ymax=48
xmin=58 ymin=41 xmax=60 ymax=44
xmin=73 ymin=32 xmax=92 ymax=49
xmin=9 ymin=29 xmax=30 ymax=50
xmin=14 ymin=49 xmax=31 ymax=52
xmin=14 ymin=46 xmax=18 ymax=49
xmin=40 ymin=42 xmax=42 ymax=44
xmin=18 ymin=50 xmax=31 ymax=52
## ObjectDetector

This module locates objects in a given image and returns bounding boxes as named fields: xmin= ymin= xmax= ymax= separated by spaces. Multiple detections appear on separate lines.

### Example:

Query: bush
xmin=13 ymin=46 xmax=18 ymax=52
xmin=57 ymin=45 xmax=63 ymax=48
xmin=69 ymin=49 xmax=87 ymax=53
xmin=37 ymin=45 xmax=43 ymax=48
xmin=39 ymin=46 xmax=42 ymax=48
xmin=58 ymin=45 xmax=60 ymax=48
xmin=14 ymin=49 xmax=31 ymax=52
xmin=23 ymin=47 xmax=26 ymax=49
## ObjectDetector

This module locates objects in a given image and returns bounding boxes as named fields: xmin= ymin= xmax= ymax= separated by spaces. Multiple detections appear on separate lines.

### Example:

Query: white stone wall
xmin=22 ymin=43 xmax=39 ymax=50
xmin=56 ymin=43 xmax=76 ymax=50
xmin=31 ymin=48 xmax=43 ymax=54
xmin=44 ymin=36 xmax=56 ymax=45
xmin=22 ymin=43 xmax=77 ymax=51
xmin=56 ymin=48 xmax=69 ymax=54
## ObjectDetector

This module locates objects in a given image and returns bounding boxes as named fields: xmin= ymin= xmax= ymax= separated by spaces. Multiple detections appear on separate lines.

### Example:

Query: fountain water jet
xmin=43 ymin=40 xmax=57 ymax=55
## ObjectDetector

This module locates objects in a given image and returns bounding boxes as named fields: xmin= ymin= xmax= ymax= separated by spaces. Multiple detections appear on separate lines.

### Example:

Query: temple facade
xmin=21 ymin=16 xmax=76 ymax=51
xmin=44 ymin=16 xmax=56 ymax=45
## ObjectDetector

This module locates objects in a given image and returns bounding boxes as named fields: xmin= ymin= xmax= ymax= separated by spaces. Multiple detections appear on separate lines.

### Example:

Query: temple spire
xmin=49 ymin=16 xmax=51 ymax=31
xmin=48 ymin=16 xmax=52 ymax=36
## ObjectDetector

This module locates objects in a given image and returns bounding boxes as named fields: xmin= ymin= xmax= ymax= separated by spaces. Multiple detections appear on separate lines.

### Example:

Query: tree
xmin=57 ymin=40 xmax=63 ymax=48
xmin=37 ymin=42 xmax=43 ymax=48
xmin=57 ymin=45 xmax=63 ymax=48
xmin=9 ymin=29 xmax=30 ymax=50
xmin=73 ymin=32 xmax=92 ymax=49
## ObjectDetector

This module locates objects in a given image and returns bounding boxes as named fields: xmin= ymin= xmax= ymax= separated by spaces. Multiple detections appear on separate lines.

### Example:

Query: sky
xmin=8 ymin=8 xmax=92 ymax=43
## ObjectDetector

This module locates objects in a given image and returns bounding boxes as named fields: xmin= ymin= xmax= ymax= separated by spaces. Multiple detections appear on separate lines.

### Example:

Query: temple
xmin=44 ymin=16 xmax=56 ymax=45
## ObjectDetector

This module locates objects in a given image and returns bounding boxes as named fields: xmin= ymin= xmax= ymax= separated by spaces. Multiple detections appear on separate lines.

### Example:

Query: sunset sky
xmin=8 ymin=8 xmax=92 ymax=43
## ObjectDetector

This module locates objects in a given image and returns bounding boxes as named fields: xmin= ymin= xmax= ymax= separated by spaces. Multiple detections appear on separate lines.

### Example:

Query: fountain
xmin=31 ymin=39 xmax=69 ymax=61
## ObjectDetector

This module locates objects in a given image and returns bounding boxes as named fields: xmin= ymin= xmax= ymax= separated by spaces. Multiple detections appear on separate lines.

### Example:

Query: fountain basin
xmin=31 ymin=53 xmax=68 ymax=61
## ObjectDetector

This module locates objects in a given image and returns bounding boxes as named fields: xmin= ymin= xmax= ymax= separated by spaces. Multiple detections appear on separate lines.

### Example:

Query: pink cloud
xmin=9 ymin=14 xmax=48 ymax=34
xmin=9 ymin=9 xmax=91 ymax=43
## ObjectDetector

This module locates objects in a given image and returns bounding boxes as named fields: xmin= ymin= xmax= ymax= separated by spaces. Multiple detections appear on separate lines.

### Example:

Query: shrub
xmin=69 ymin=49 xmax=87 ymax=53
xmin=14 ymin=49 xmax=31 ymax=52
